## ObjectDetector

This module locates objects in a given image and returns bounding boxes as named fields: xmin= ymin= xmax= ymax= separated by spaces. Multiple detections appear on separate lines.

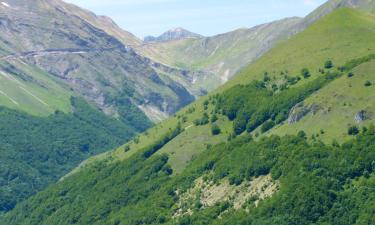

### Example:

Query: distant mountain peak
xmin=144 ymin=27 xmax=203 ymax=42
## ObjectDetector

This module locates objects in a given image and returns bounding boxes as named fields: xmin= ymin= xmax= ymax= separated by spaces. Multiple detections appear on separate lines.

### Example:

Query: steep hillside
xmin=3 ymin=128 xmax=374 ymax=224
xmin=136 ymin=18 xmax=302 ymax=91
xmin=303 ymin=0 xmax=375 ymax=27
xmin=136 ymin=0 xmax=375 ymax=93
xmin=4 ymin=8 xmax=375 ymax=224
xmin=227 ymin=7 xmax=375 ymax=87
xmin=0 ymin=60 xmax=71 ymax=116
xmin=270 ymin=57 xmax=375 ymax=142
xmin=0 ymin=0 xmax=197 ymax=122
xmin=144 ymin=27 xmax=203 ymax=42
xmin=0 ymin=97 xmax=138 ymax=214
xmin=53 ymin=1 xmax=143 ymax=47
xmin=0 ymin=0 xmax=198 ymax=214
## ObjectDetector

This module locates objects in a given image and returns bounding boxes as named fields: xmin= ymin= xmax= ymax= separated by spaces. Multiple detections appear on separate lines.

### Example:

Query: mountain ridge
xmin=0 ymin=0 xmax=202 ymax=122
xmin=144 ymin=27 xmax=203 ymax=42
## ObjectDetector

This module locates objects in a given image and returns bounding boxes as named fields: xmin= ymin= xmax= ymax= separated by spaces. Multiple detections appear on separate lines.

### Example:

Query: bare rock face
xmin=355 ymin=110 xmax=370 ymax=123
xmin=0 ymin=0 xmax=198 ymax=122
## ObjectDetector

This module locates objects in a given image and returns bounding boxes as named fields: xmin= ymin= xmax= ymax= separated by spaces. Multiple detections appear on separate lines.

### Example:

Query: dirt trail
xmin=0 ymin=48 xmax=117 ymax=61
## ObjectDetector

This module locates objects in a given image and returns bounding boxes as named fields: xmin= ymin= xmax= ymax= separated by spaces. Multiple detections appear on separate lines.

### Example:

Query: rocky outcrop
xmin=288 ymin=103 xmax=320 ymax=124
xmin=355 ymin=110 xmax=370 ymax=123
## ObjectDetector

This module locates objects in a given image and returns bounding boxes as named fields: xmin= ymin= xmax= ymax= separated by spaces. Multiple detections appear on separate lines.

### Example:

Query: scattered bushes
xmin=341 ymin=54 xmax=375 ymax=71
xmin=194 ymin=113 xmax=210 ymax=126
xmin=217 ymin=71 xmax=341 ymax=135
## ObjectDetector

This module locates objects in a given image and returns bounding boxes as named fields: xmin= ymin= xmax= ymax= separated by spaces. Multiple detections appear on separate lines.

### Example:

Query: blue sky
xmin=63 ymin=0 xmax=327 ymax=39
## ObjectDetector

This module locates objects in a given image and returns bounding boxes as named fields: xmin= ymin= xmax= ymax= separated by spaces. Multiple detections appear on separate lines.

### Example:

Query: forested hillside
xmin=0 ymin=97 xmax=140 ymax=214
xmin=3 ymin=117 xmax=374 ymax=224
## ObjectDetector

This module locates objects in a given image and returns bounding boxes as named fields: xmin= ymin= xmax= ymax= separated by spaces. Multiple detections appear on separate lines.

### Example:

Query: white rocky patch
xmin=138 ymin=104 xmax=168 ymax=122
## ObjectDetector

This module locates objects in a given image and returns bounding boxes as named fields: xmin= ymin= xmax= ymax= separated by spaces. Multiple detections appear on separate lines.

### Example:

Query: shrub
xmin=301 ymin=68 xmax=310 ymax=78
xmin=263 ymin=73 xmax=271 ymax=82
xmin=261 ymin=121 xmax=275 ymax=133
xmin=211 ymin=124 xmax=221 ymax=136
xmin=347 ymin=72 xmax=354 ymax=78
xmin=297 ymin=130 xmax=307 ymax=139
xmin=203 ymin=100 xmax=209 ymax=110
xmin=325 ymin=60 xmax=334 ymax=69
xmin=348 ymin=126 xmax=359 ymax=136
xmin=210 ymin=114 xmax=218 ymax=123
xmin=365 ymin=81 xmax=372 ymax=87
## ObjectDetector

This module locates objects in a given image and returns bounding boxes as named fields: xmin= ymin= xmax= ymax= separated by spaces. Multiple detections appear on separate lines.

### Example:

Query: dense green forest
xmin=3 ymin=123 xmax=374 ymax=224
xmin=0 ymin=97 xmax=148 ymax=214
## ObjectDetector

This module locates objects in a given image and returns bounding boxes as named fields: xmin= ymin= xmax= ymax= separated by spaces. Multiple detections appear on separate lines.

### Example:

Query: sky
xmin=63 ymin=0 xmax=327 ymax=39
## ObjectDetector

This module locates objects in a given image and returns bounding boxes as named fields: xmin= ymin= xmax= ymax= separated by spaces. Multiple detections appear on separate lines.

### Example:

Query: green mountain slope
xmin=270 ymin=57 xmax=375 ymax=142
xmin=92 ymin=7 xmax=375 ymax=175
xmin=3 ymin=128 xmax=374 ymax=225
xmin=0 ymin=97 xmax=138 ymax=214
xmin=3 ymin=7 xmax=375 ymax=224
xmin=0 ymin=60 xmax=71 ymax=116
xmin=226 ymin=7 xmax=375 ymax=88
xmin=0 ymin=0 xmax=165 ymax=213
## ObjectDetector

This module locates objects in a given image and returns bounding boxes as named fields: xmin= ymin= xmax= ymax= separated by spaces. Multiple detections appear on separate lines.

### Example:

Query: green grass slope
xmin=0 ymin=60 xmax=72 ymax=116
xmin=225 ymin=7 xmax=375 ymax=88
xmin=70 ymin=7 xmax=375 ymax=176
xmin=270 ymin=58 xmax=375 ymax=142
